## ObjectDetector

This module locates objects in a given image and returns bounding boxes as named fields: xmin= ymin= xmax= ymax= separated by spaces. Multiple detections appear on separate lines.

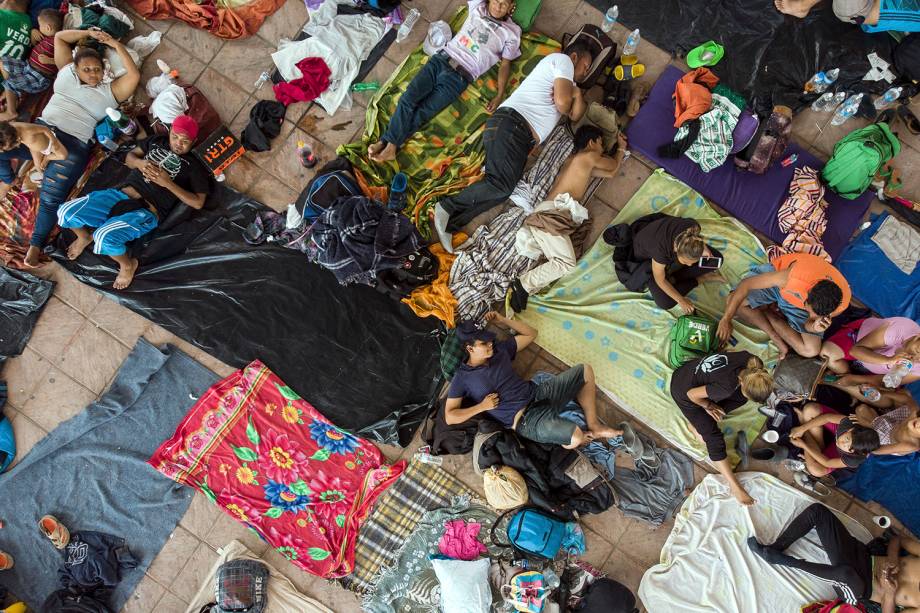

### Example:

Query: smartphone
xmin=698 ymin=256 xmax=723 ymax=269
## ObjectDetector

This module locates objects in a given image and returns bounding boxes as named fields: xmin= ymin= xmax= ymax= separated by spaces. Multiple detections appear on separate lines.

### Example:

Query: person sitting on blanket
xmin=821 ymin=317 xmax=920 ymax=388
xmin=0 ymin=9 xmax=63 ymax=122
xmin=508 ymin=126 xmax=628 ymax=312
xmin=56 ymin=115 xmax=210 ymax=289
xmin=717 ymin=252 xmax=851 ymax=360
xmin=844 ymin=396 xmax=920 ymax=456
xmin=670 ymin=351 xmax=774 ymax=505
xmin=775 ymin=0 xmax=908 ymax=32
xmin=444 ymin=313 xmax=622 ymax=447
xmin=367 ymin=0 xmax=522 ymax=163
xmin=433 ymin=44 xmax=595 ymax=252
xmin=0 ymin=120 xmax=67 ymax=198
xmin=749 ymin=504 xmax=920 ymax=611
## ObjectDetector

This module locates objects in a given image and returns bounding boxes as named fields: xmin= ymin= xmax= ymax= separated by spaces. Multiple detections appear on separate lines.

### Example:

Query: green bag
xmin=512 ymin=0 xmax=542 ymax=31
xmin=667 ymin=315 xmax=719 ymax=368
xmin=821 ymin=122 xmax=901 ymax=200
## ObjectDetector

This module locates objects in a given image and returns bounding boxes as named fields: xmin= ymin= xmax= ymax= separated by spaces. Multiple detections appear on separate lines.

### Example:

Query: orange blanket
xmin=402 ymin=233 xmax=467 ymax=327
xmin=125 ymin=0 xmax=285 ymax=39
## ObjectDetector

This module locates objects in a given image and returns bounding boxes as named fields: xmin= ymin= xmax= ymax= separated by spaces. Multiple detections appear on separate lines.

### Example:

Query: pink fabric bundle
xmin=438 ymin=519 xmax=487 ymax=560
xmin=273 ymin=57 xmax=331 ymax=106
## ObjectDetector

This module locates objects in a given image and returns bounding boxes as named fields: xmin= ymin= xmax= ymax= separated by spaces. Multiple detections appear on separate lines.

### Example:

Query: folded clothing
xmin=274 ymin=57 xmax=331 ymax=106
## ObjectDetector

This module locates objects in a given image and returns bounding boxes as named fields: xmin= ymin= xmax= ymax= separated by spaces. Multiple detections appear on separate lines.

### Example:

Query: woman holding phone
xmin=631 ymin=215 xmax=724 ymax=313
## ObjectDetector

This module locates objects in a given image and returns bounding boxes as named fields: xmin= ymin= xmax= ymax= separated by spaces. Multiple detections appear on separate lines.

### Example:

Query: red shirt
xmin=28 ymin=35 xmax=56 ymax=78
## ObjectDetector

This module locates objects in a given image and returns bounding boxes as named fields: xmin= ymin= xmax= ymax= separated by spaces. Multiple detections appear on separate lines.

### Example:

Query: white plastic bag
xmin=423 ymin=21 xmax=452 ymax=56
xmin=127 ymin=31 xmax=162 ymax=63
xmin=150 ymin=84 xmax=188 ymax=124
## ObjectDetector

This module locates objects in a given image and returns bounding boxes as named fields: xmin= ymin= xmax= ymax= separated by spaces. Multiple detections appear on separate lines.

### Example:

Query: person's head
xmin=169 ymin=115 xmax=199 ymax=154
xmin=37 ymin=8 xmax=62 ymax=37
xmin=738 ymin=356 xmax=773 ymax=403
xmin=0 ymin=122 xmax=20 ymax=152
xmin=486 ymin=0 xmax=515 ymax=20
xmin=900 ymin=333 xmax=920 ymax=361
xmin=805 ymin=280 xmax=843 ymax=318
xmin=456 ymin=321 xmax=497 ymax=363
xmin=574 ymin=125 xmax=604 ymax=153
xmin=73 ymin=47 xmax=104 ymax=87
xmin=907 ymin=413 xmax=920 ymax=438
xmin=565 ymin=41 xmax=595 ymax=83
xmin=3 ymin=0 xmax=27 ymax=13
xmin=836 ymin=424 xmax=880 ymax=455
xmin=674 ymin=225 xmax=705 ymax=266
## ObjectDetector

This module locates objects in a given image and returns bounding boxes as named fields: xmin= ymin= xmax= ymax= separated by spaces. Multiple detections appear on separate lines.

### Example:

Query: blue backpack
xmin=295 ymin=170 xmax=361 ymax=221
xmin=491 ymin=507 xmax=567 ymax=560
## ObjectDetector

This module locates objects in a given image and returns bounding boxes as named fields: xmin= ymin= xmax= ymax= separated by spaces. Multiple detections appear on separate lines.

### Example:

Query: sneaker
xmin=735 ymin=430 xmax=750 ymax=470
xmin=509 ymin=279 xmax=529 ymax=313
xmin=39 ymin=514 xmax=70 ymax=549
xmin=781 ymin=458 xmax=806 ymax=473
xmin=794 ymin=471 xmax=831 ymax=496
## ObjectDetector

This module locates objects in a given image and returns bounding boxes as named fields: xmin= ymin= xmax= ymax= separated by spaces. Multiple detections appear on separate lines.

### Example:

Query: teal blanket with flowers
xmin=149 ymin=359 xmax=405 ymax=579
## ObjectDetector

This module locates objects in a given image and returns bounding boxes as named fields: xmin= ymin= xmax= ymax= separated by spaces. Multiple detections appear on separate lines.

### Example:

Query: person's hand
xmin=615 ymin=133 xmax=628 ymax=157
xmin=141 ymin=164 xmax=171 ymax=188
xmin=789 ymin=425 xmax=807 ymax=440
xmin=882 ymin=564 xmax=899 ymax=592
xmin=788 ymin=437 xmax=806 ymax=449
xmin=485 ymin=95 xmax=502 ymax=114
xmin=483 ymin=310 xmax=505 ymax=324
xmin=480 ymin=393 xmax=500 ymax=410
xmin=705 ymin=404 xmax=725 ymax=422
xmin=677 ymin=297 xmax=695 ymax=315
xmin=890 ymin=352 xmax=913 ymax=366
xmin=850 ymin=411 xmax=874 ymax=429
xmin=717 ymin=317 xmax=733 ymax=344
xmin=807 ymin=316 xmax=832 ymax=334
xmin=87 ymin=29 xmax=117 ymax=48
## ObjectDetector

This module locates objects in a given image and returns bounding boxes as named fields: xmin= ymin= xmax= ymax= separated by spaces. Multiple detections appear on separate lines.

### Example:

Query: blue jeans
xmin=382 ymin=52 xmax=469 ymax=148
xmin=0 ymin=124 xmax=95 ymax=248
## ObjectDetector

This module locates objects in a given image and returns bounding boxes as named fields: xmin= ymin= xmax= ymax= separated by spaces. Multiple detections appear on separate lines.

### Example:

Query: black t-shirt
xmin=835 ymin=417 xmax=867 ymax=469
xmin=632 ymin=215 xmax=698 ymax=266
xmin=670 ymin=351 xmax=752 ymax=412
xmin=122 ymin=135 xmax=210 ymax=218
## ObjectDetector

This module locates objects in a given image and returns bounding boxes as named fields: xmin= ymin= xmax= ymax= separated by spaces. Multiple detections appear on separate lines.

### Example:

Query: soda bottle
xmin=106 ymin=108 xmax=137 ymax=136
xmin=396 ymin=8 xmax=421 ymax=43
xmin=859 ymin=384 xmax=882 ymax=402
xmin=622 ymin=28 xmax=640 ymax=57
xmin=830 ymin=93 xmax=863 ymax=126
xmin=874 ymin=86 xmax=903 ymax=110
xmin=601 ymin=5 xmax=619 ymax=33
xmin=297 ymin=141 xmax=317 ymax=168
xmin=350 ymin=81 xmax=380 ymax=92
xmin=882 ymin=359 xmax=913 ymax=388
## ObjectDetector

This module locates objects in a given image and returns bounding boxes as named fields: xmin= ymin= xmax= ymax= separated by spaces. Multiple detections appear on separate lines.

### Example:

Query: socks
xmin=433 ymin=203 xmax=453 ymax=254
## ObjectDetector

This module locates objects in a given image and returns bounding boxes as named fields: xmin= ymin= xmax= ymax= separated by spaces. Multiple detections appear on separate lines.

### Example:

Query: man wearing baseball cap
xmin=56 ymin=114 xmax=211 ymax=289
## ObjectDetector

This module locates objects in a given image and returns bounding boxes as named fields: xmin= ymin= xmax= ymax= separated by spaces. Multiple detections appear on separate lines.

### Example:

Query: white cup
xmin=874 ymin=515 xmax=892 ymax=529
xmin=762 ymin=430 xmax=780 ymax=444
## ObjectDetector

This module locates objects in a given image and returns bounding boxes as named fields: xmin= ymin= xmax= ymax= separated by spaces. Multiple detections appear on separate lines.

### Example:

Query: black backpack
xmin=198 ymin=559 xmax=269 ymax=613
xmin=562 ymin=24 xmax=618 ymax=89
xmin=895 ymin=33 xmax=920 ymax=83
xmin=376 ymin=247 xmax=438 ymax=300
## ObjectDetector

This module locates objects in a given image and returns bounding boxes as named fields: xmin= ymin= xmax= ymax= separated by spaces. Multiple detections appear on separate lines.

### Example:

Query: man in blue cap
xmin=444 ymin=310 xmax=621 ymax=447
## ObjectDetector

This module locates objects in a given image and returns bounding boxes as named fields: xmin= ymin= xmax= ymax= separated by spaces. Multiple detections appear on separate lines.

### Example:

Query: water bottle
xmin=816 ymin=91 xmax=846 ymax=113
xmin=543 ymin=568 xmax=560 ymax=589
xmin=105 ymin=108 xmax=137 ymax=136
xmin=823 ymin=68 xmax=840 ymax=88
xmin=601 ymin=5 xmax=618 ymax=32
xmin=804 ymin=71 xmax=826 ymax=94
xmin=622 ymin=28 xmax=640 ymax=57
xmin=883 ymin=360 xmax=913 ymax=388
xmin=830 ymin=93 xmax=863 ymax=126
xmin=254 ymin=71 xmax=271 ymax=90
xmin=874 ymin=86 xmax=903 ymax=110
xmin=396 ymin=8 xmax=420 ymax=43
xmin=859 ymin=384 xmax=882 ymax=402
xmin=350 ymin=81 xmax=380 ymax=92
xmin=297 ymin=141 xmax=317 ymax=168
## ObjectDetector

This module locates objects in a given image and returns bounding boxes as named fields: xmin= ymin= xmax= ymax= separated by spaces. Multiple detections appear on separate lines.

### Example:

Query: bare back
xmin=545 ymin=150 xmax=599 ymax=203
xmin=871 ymin=554 xmax=920 ymax=610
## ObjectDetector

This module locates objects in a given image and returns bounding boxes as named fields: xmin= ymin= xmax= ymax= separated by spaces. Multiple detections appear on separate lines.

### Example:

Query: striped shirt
xmin=28 ymin=35 xmax=56 ymax=78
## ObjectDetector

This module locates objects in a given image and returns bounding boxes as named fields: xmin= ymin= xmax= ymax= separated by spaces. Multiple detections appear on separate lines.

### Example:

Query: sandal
xmin=619 ymin=53 xmax=638 ymax=66
xmin=875 ymin=108 xmax=896 ymax=125
xmin=39 ymin=515 xmax=70 ymax=549
xmin=614 ymin=63 xmax=645 ymax=81
xmin=898 ymin=104 xmax=920 ymax=135
xmin=0 ymin=550 xmax=13 ymax=570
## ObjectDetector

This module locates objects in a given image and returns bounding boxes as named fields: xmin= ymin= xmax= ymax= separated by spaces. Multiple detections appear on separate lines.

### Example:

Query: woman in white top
xmin=21 ymin=28 xmax=138 ymax=269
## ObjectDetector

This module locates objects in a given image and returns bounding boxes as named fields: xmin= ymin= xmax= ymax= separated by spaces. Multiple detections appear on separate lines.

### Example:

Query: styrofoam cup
xmin=762 ymin=430 xmax=780 ymax=444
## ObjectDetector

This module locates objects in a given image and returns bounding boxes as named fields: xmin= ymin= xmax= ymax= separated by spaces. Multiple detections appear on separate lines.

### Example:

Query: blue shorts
xmin=862 ymin=0 xmax=920 ymax=32
xmin=743 ymin=263 xmax=814 ymax=335
xmin=56 ymin=189 xmax=158 ymax=257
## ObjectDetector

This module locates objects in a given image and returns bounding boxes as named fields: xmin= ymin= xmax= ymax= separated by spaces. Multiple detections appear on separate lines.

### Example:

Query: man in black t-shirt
xmin=57 ymin=115 xmax=210 ymax=289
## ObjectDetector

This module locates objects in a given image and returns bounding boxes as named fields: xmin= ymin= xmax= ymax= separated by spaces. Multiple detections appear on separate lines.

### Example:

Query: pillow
xmin=512 ymin=0 xmax=541 ymax=31
xmin=431 ymin=557 xmax=492 ymax=613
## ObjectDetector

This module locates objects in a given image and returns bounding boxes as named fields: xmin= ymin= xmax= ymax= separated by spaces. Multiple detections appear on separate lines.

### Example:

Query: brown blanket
xmin=125 ymin=0 xmax=285 ymax=39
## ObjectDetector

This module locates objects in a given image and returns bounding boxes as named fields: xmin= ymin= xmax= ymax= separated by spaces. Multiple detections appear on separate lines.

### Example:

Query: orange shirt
xmin=771 ymin=253 xmax=851 ymax=316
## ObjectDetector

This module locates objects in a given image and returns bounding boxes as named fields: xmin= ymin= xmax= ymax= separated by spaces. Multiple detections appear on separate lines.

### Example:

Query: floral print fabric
xmin=149 ymin=360 xmax=404 ymax=578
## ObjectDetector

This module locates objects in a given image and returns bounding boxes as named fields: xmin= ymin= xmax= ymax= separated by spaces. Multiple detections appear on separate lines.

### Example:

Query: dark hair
xmin=807 ymin=280 xmax=843 ymax=317
xmin=73 ymin=47 xmax=103 ymax=67
xmin=565 ymin=40 xmax=595 ymax=64
xmin=0 ymin=122 xmax=18 ymax=151
xmin=574 ymin=125 xmax=604 ymax=151
xmin=37 ymin=8 xmax=62 ymax=29
xmin=456 ymin=321 xmax=496 ymax=354
xmin=849 ymin=425 xmax=881 ymax=455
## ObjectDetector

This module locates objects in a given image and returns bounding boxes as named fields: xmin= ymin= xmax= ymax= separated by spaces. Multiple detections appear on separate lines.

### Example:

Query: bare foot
xmin=23 ymin=245 xmax=41 ymax=269
xmin=732 ymin=486 xmax=756 ymax=506
xmin=368 ymin=140 xmax=385 ymax=161
xmin=375 ymin=142 xmax=397 ymax=162
xmin=589 ymin=425 xmax=622 ymax=440
xmin=775 ymin=340 xmax=790 ymax=361
xmin=113 ymin=258 xmax=138 ymax=290
xmin=774 ymin=0 xmax=816 ymax=18
xmin=66 ymin=235 xmax=92 ymax=260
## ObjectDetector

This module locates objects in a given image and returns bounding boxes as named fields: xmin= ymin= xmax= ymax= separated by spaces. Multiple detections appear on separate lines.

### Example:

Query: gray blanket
xmin=0 ymin=338 xmax=218 ymax=610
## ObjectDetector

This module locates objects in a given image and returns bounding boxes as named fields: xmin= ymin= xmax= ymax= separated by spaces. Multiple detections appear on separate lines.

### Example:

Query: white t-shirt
xmin=40 ymin=65 xmax=118 ymax=143
xmin=443 ymin=0 xmax=521 ymax=80
xmin=499 ymin=53 xmax=574 ymax=144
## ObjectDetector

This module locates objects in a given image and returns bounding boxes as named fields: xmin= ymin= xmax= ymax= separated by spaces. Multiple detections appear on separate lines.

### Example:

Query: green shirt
xmin=0 ymin=10 xmax=31 ymax=60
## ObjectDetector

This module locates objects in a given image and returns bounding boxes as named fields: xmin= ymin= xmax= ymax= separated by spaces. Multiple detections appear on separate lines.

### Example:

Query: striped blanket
xmin=766 ymin=166 xmax=831 ymax=262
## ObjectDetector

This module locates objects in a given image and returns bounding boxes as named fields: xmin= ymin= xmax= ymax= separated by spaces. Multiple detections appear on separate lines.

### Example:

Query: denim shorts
xmin=515 ymin=365 xmax=585 ymax=446
xmin=743 ymin=264 xmax=815 ymax=335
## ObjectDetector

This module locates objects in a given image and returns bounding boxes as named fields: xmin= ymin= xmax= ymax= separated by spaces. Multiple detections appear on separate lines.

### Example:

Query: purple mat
xmin=624 ymin=65 xmax=872 ymax=260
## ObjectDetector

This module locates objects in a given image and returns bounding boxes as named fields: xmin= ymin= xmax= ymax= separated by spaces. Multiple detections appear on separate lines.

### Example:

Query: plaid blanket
xmin=342 ymin=458 xmax=470 ymax=594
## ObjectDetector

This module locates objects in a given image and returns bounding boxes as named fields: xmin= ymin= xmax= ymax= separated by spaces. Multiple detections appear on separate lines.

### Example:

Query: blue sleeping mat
xmin=837 ymin=452 xmax=920 ymax=536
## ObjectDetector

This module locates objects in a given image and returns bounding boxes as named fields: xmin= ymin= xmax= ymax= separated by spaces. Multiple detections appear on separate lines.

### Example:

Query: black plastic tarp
xmin=0 ymin=267 xmax=52 ymax=361
xmin=587 ymin=0 xmax=898 ymax=113
xmin=51 ymin=159 xmax=443 ymax=446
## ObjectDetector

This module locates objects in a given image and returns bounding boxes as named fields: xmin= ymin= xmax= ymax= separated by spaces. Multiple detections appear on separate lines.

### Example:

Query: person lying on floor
xmin=847 ymin=396 xmax=920 ymax=456
xmin=0 ymin=120 xmax=67 ymax=195
xmin=433 ymin=43 xmax=595 ymax=252
xmin=0 ymin=8 xmax=62 ymax=121
xmin=821 ymin=316 xmax=920 ymax=387
xmin=717 ymin=252 xmax=851 ymax=359
xmin=367 ymin=0 xmax=521 ymax=163
xmin=508 ymin=126 xmax=628 ymax=312
xmin=749 ymin=504 xmax=920 ymax=611
xmin=56 ymin=115 xmax=209 ymax=289
xmin=444 ymin=313 xmax=622 ymax=447
xmin=670 ymin=351 xmax=773 ymax=505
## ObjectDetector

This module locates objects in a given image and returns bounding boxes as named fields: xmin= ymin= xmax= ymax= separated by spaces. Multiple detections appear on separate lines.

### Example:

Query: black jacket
xmin=604 ymin=213 xmax=666 ymax=292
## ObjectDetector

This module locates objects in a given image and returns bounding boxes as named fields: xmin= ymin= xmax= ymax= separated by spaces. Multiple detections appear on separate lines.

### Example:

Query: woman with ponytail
xmin=670 ymin=351 xmax=773 ymax=505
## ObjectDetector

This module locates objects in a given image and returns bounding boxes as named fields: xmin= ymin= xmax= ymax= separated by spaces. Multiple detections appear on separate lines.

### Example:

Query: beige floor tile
xmin=120 ymin=574 xmax=167 ymax=613
xmin=170 ymin=541 xmax=220 ymax=602
xmin=88 ymin=297 xmax=151 ymax=348
xmin=222 ymin=155 xmax=264 ymax=193
xmin=57 ymin=322 xmax=131 ymax=395
xmin=579 ymin=526 xmax=616 ymax=568
xmin=202 ymin=511 xmax=271 ymax=556
xmin=193 ymin=68 xmax=251 ymax=127
xmin=531 ymin=0 xmax=580 ymax=41
xmin=614 ymin=518 xmax=672 ymax=568
xmin=47 ymin=264 xmax=104 ymax=316
xmin=256 ymin=0 xmax=309 ymax=47
xmin=581 ymin=197 xmax=618 ymax=253
xmin=811 ymin=115 xmax=870 ymax=158
xmin=561 ymin=2 xmax=602 ymax=40
xmin=842 ymin=499 xmax=888 ymax=539
xmin=165 ymin=22 xmax=225 ymax=65
xmin=431 ymin=0 xmax=461 ymax=22
xmin=246 ymin=174 xmax=300 ymax=213
xmin=151 ymin=591 xmax=188 ymax=613
xmin=791 ymin=107 xmax=833 ymax=148
xmin=887 ymin=140 xmax=920 ymax=201
xmin=601 ymin=549 xmax=649 ymax=595
xmin=260 ymin=123 xmax=334 ymax=192
xmin=18 ymin=368 xmax=96 ymax=431
xmin=235 ymin=112 xmax=297 ymax=170
xmin=8 ymin=411 xmax=46 ymax=467
xmin=298 ymin=103 xmax=368 ymax=152
xmin=592 ymin=156 xmax=654 ymax=212
xmin=27 ymin=297 xmax=85 ymax=360
xmin=209 ymin=36 xmax=277 ymax=97
xmin=580 ymin=505 xmax=633 ymax=546
xmin=384 ymin=14 xmax=429 ymax=66
xmin=179 ymin=492 xmax=223 ymax=540
xmin=2 ymin=347 xmax=51 ymax=409
xmin=146 ymin=526 xmax=201 ymax=585
xmin=360 ymin=56 xmax=400 ymax=93
xmin=139 ymin=37 xmax=206 ymax=89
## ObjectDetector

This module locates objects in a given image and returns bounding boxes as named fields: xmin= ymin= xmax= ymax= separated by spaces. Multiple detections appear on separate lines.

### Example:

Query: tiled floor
xmin=6 ymin=1 xmax=919 ymax=612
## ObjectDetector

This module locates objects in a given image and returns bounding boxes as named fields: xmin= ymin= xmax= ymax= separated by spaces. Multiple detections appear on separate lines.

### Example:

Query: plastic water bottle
xmin=812 ymin=91 xmax=846 ymax=113
xmin=874 ymin=86 xmax=903 ymax=110
xmin=883 ymin=360 xmax=913 ymax=388
xmin=804 ymin=71 xmax=826 ymax=94
xmin=297 ymin=141 xmax=317 ymax=168
xmin=396 ymin=8 xmax=420 ymax=43
xmin=543 ymin=568 xmax=560 ymax=589
xmin=859 ymin=384 xmax=882 ymax=402
xmin=622 ymin=28 xmax=640 ymax=57
xmin=106 ymin=108 xmax=137 ymax=136
xmin=350 ymin=81 xmax=380 ymax=92
xmin=830 ymin=93 xmax=863 ymax=126
xmin=601 ymin=5 xmax=618 ymax=32
xmin=254 ymin=71 xmax=271 ymax=90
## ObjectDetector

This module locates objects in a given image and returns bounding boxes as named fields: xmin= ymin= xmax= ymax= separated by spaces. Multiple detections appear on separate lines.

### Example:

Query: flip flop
xmin=387 ymin=172 xmax=408 ymax=212
xmin=898 ymin=104 xmax=920 ymax=134
xmin=686 ymin=40 xmax=724 ymax=68
xmin=614 ymin=64 xmax=645 ymax=81
xmin=875 ymin=108 xmax=896 ymax=125
xmin=619 ymin=54 xmax=638 ymax=66
xmin=0 ymin=551 xmax=13 ymax=570
xmin=39 ymin=515 xmax=70 ymax=549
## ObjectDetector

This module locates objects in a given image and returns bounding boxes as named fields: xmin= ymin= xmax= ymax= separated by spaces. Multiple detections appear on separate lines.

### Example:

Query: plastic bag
xmin=149 ymin=83 xmax=188 ymax=124
xmin=423 ymin=21 xmax=452 ymax=55
xmin=126 ymin=31 xmax=162 ymax=63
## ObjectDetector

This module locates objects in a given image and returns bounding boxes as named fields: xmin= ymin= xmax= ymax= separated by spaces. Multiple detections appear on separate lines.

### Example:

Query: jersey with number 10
xmin=0 ymin=10 xmax=32 ymax=61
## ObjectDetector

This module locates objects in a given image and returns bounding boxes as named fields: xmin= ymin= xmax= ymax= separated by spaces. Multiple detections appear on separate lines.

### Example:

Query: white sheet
xmin=639 ymin=472 xmax=873 ymax=613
